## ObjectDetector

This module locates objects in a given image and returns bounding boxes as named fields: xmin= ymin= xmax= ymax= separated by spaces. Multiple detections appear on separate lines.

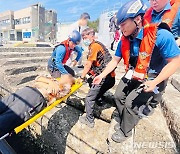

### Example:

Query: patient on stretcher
xmin=0 ymin=74 xmax=74 ymax=137
xmin=34 ymin=74 xmax=75 ymax=104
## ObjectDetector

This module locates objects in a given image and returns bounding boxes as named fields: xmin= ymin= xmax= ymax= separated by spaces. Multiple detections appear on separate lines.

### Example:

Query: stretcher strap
xmin=14 ymin=81 xmax=82 ymax=134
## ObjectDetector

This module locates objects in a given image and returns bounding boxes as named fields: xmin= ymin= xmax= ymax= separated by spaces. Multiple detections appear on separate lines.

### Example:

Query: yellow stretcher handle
xmin=14 ymin=81 xmax=82 ymax=134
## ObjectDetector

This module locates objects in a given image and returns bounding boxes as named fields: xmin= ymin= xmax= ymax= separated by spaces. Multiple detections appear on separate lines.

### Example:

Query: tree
xmin=87 ymin=19 xmax=99 ymax=32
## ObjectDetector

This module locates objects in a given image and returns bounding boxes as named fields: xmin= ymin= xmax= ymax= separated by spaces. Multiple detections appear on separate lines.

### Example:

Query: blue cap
xmin=116 ymin=0 xmax=147 ymax=25
xmin=69 ymin=30 xmax=81 ymax=45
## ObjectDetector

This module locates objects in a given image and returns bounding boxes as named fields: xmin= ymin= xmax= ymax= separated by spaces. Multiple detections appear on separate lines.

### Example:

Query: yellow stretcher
xmin=13 ymin=80 xmax=82 ymax=134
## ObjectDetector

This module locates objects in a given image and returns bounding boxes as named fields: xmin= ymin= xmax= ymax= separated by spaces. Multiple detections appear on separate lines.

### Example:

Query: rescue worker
xmin=48 ymin=30 xmax=82 ymax=78
xmin=78 ymin=28 xmax=115 ymax=128
xmin=144 ymin=0 xmax=180 ymax=106
xmin=67 ymin=12 xmax=91 ymax=68
xmin=144 ymin=0 xmax=180 ymax=46
xmin=69 ymin=12 xmax=90 ymax=36
xmin=93 ymin=0 xmax=180 ymax=143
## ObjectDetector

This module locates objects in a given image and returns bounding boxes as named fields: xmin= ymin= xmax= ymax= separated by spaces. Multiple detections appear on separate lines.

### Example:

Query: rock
xmin=134 ymin=106 xmax=176 ymax=154
xmin=171 ymin=74 xmax=180 ymax=92
xmin=162 ymin=83 xmax=180 ymax=152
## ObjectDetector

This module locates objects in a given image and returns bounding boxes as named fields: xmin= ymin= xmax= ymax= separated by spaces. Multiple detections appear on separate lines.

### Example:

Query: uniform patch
xmin=138 ymin=64 xmax=144 ymax=70
xmin=139 ymin=51 xmax=150 ymax=60
xmin=127 ymin=0 xmax=143 ymax=14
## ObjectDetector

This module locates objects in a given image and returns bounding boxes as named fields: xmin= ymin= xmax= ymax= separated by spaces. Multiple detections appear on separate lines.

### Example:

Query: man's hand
xmin=49 ymin=81 xmax=60 ymax=95
xmin=93 ymin=75 xmax=103 ymax=85
xmin=143 ymin=80 xmax=157 ymax=92
xmin=77 ymin=77 xmax=84 ymax=84
xmin=72 ymin=60 xmax=78 ymax=67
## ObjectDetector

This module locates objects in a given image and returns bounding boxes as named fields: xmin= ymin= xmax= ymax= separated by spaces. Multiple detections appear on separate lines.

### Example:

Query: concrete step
xmin=3 ymin=63 xmax=47 ymax=76
xmin=162 ymin=83 xmax=180 ymax=152
xmin=0 ymin=47 xmax=53 ymax=53
xmin=0 ymin=52 xmax=51 ymax=59
xmin=2 ymin=57 xmax=49 ymax=66
xmin=2 ymin=56 xmax=50 ymax=62
xmin=6 ymin=70 xmax=48 ymax=88
xmin=14 ymin=81 xmax=35 ymax=91
xmin=0 ymin=70 xmax=13 ymax=96
xmin=13 ymin=72 xmax=49 ymax=91
xmin=66 ymin=114 xmax=109 ymax=154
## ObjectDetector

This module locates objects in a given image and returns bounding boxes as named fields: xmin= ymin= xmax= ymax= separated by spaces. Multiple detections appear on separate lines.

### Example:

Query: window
xmin=22 ymin=17 xmax=31 ymax=24
xmin=14 ymin=17 xmax=31 ymax=25
xmin=27 ymin=17 xmax=31 ymax=23
xmin=14 ymin=19 xmax=21 ymax=25
xmin=0 ymin=19 xmax=10 ymax=25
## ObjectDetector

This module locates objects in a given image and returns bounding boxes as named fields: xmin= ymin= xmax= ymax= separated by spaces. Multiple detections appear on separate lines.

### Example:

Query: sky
xmin=0 ymin=0 xmax=149 ymax=22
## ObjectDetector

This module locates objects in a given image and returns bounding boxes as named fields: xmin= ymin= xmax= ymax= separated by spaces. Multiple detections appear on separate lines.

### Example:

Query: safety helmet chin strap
xmin=68 ymin=40 xmax=74 ymax=50
xmin=121 ymin=19 xmax=140 ymax=38
xmin=130 ymin=20 xmax=139 ymax=38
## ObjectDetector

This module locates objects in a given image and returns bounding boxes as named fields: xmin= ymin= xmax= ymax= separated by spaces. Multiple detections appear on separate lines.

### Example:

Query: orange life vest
xmin=57 ymin=39 xmax=73 ymax=64
xmin=121 ymin=24 xmax=158 ymax=80
xmin=143 ymin=0 xmax=179 ymax=28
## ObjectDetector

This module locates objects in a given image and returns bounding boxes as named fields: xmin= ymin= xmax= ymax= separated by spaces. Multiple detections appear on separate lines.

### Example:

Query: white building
xmin=0 ymin=3 xmax=57 ymax=42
